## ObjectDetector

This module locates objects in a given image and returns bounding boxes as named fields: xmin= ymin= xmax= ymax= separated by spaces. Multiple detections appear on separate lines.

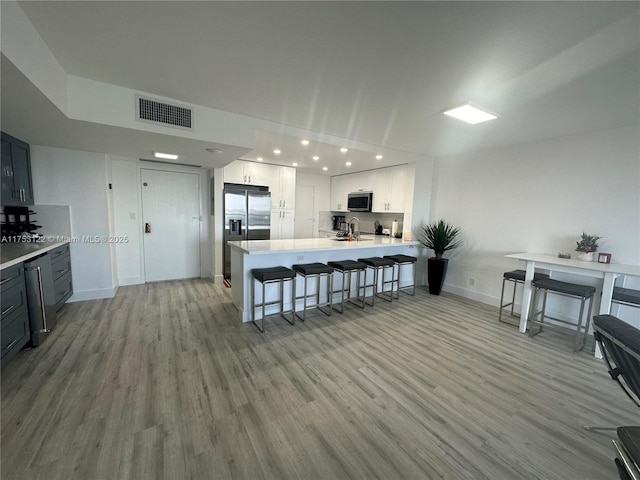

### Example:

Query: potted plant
xmin=418 ymin=219 xmax=462 ymax=295
xmin=575 ymin=232 xmax=601 ymax=261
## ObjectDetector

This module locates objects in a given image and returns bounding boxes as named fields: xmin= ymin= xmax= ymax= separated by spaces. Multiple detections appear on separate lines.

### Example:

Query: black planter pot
xmin=427 ymin=257 xmax=449 ymax=295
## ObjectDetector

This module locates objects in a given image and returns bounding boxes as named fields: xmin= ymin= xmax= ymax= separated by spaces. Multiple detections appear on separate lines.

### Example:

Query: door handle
xmin=145 ymin=222 xmax=151 ymax=233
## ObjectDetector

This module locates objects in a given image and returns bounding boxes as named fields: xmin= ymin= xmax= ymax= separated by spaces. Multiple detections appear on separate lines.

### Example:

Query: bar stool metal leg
xmin=250 ymin=266 xmax=296 ymax=333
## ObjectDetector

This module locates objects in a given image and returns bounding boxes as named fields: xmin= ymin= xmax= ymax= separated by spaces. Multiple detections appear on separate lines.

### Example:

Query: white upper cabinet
xmin=349 ymin=170 xmax=374 ymax=192
xmin=372 ymin=164 xmax=411 ymax=213
xmin=223 ymin=160 xmax=273 ymax=186
xmin=271 ymin=166 xmax=296 ymax=210
xmin=330 ymin=175 xmax=351 ymax=211
xmin=329 ymin=164 xmax=414 ymax=213
xmin=223 ymin=160 xmax=246 ymax=184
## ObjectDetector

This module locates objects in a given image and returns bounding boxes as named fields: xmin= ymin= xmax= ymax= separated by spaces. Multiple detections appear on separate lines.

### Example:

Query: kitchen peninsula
xmin=228 ymin=236 xmax=420 ymax=322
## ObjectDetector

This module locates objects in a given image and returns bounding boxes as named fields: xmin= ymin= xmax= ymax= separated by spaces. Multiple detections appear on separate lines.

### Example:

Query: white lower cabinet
xmin=271 ymin=209 xmax=294 ymax=239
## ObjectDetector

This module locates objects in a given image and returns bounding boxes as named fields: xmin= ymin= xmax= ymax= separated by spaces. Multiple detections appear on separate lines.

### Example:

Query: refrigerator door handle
xmin=34 ymin=266 xmax=50 ymax=334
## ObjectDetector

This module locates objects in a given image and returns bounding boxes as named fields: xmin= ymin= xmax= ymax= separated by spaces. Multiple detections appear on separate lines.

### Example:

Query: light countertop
xmin=1 ymin=241 xmax=69 ymax=270
xmin=228 ymin=235 xmax=418 ymax=255
xmin=506 ymin=252 xmax=640 ymax=276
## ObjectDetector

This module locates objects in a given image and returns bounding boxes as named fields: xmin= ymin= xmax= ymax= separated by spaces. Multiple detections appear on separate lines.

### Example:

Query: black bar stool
xmin=251 ymin=266 xmax=296 ymax=332
xmin=612 ymin=287 xmax=640 ymax=310
xmin=498 ymin=269 xmax=549 ymax=325
xmin=327 ymin=260 xmax=367 ymax=313
xmin=358 ymin=257 xmax=396 ymax=306
xmin=292 ymin=262 xmax=334 ymax=322
xmin=528 ymin=277 xmax=596 ymax=352
xmin=384 ymin=254 xmax=417 ymax=298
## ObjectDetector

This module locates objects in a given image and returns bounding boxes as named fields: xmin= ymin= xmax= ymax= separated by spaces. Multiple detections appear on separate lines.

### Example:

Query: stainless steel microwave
xmin=347 ymin=192 xmax=373 ymax=212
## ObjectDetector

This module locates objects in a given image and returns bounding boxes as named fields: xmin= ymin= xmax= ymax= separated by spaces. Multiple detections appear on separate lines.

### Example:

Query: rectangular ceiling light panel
xmin=443 ymin=103 xmax=498 ymax=125
xmin=136 ymin=95 xmax=193 ymax=129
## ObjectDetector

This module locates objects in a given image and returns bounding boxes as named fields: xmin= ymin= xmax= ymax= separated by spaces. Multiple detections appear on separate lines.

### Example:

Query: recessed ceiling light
xmin=312 ymin=156 xmax=320 ymax=161
xmin=153 ymin=151 xmax=179 ymax=160
xmin=322 ymin=166 xmax=328 ymax=171
xmin=292 ymin=162 xmax=298 ymax=167
xmin=300 ymin=139 xmax=310 ymax=146
xmin=442 ymin=103 xmax=498 ymax=125
xmin=256 ymin=157 xmax=263 ymax=162
xmin=340 ymin=147 xmax=348 ymax=153
xmin=376 ymin=154 xmax=383 ymax=160
xmin=206 ymin=148 xmax=223 ymax=154
xmin=345 ymin=161 xmax=352 ymax=166
xmin=273 ymin=149 xmax=281 ymax=155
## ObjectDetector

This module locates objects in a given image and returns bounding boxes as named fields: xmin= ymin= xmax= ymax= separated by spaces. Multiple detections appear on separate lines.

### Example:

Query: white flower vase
xmin=575 ymin=251 xmax=594 ymax=262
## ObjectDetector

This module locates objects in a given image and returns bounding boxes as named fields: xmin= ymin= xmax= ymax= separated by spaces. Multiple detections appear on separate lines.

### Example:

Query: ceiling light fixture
xmin=300 ymin=139 xmax=310 ymax=146
xmin=322 ymin=166 xmax=328 ymax=171
xmin=292 ymin=162 xmax=298 ymax=167
xmin=376 ymin=154 xmax=383 ymax=160
xmin=345 ymin=162 xmax=352 ymax=166
xmin=442 ymin=103 xmax=498 ymax=125
xmin=340 ymin=147 xmax=348 ymax=153
xmin=312 ymin=156 xmax=320 ymax=161
xmin=273 ymin=149 xmax=281 ymax=155
xmin=256 ymin=157 xmax=264 ymax=162
xmin=153 ymin=151 xmax=179 ymax=160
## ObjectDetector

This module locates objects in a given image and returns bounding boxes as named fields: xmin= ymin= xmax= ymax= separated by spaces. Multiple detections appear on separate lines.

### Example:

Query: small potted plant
xmin=418 ymin=219 xmax=462 ymax=295
xmin=575 ymin=232 xmax=601 ymax=261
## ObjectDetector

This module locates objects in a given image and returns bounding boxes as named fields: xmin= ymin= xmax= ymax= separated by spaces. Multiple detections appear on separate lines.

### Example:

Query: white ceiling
xmin=3 ymin=1 xmax=639 ymax=174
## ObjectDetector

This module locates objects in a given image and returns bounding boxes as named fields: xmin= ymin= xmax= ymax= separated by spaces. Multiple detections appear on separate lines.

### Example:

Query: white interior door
xmin=294 ymin=185 xmax=315 ymax=238
xmin=141 ymin=168 xmax=200 ymax=282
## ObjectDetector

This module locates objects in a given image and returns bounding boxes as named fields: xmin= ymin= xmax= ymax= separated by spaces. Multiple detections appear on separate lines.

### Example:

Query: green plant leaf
xmin=418 ymin=219 xmax=462 ymax=257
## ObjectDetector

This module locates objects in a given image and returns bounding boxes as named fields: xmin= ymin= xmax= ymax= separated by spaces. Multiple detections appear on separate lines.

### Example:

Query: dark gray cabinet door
xmin=0 ymin=263 xmax=31 ymax=367
xmin=1 ymin=132 xmax=34 ymax=206
xmin=1 ymin=135 xmax=14 ymax=205
xmin=50 ymin=244 xmax=73 ymax=309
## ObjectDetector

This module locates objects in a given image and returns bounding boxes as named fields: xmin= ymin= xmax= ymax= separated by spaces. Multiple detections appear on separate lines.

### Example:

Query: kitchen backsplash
xmin=319 ymin=211 xmax=404 ymax=234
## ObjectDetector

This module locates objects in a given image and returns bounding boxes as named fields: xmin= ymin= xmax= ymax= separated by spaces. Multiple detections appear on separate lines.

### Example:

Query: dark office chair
xmin=586 ymin=315 xmax=640 ymax=479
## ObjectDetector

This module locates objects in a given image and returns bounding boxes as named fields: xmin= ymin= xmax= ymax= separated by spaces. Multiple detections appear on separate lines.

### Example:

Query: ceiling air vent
xmin=136 ymin=95 xmax=193 ymax=130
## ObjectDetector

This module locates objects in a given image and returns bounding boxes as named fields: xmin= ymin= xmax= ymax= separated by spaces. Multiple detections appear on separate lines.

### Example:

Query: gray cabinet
xmin=50 ymin=244 xmax=73 ymax=309
xmin=1 ymin=263 xmax=30 ymax=367
xmin=1 ymin=132 xmax=34 ymax=206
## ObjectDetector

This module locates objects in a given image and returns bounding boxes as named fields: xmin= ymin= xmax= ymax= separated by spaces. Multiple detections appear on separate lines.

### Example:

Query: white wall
xmin=110 ymin=157 xmax=144 ymax=285
xmin=31 ymin=146 xmax=117 ymax=301
xmin=431 ymin=125 xmax=640 ymax=323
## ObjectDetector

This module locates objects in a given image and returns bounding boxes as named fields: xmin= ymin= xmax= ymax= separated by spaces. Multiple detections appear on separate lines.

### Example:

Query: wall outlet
xmin=468 ymin=278 xmax=476 ymax=287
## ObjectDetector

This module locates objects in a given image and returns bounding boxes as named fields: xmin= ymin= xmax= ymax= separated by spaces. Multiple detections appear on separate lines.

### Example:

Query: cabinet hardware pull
xmin=0 ymin=275 xmax=17 ymax=285
xmin=56 ymin=269 xmax=67 ymax=274
xmin=282 ymin=200 xmax=285 ymax=208
xmin=4 ymin=339 xmax=18 ymax=351
xmin=34 ymin=266 xmax=49 ymax=332
xmin=2 ymin=305 xmax=15 ymax=316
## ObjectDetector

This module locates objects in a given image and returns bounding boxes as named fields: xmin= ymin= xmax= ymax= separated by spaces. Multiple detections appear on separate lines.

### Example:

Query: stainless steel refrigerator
xmin=223 ymin=184 xmax=271 ymax=280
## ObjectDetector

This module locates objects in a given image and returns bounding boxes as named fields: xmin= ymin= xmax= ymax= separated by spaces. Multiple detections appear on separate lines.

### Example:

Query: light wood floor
xmin=1 ymin=279 xmax=637 ymax=479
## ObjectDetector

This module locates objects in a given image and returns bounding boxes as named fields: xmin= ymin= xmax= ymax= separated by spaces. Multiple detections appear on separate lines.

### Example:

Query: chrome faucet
xmin=349 ymin=217 xmax=360 ymax=239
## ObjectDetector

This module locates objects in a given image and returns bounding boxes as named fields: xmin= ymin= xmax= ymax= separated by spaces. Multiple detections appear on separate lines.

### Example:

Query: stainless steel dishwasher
xmin=24 ymin=252 xmax=57 ymax=346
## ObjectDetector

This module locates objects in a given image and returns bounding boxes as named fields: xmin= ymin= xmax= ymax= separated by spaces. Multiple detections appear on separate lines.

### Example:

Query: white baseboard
xmin=118 ymin=276 xmax=144 ymax=286
xmin=443 ymin=283 xmax=499 ymax=307
xmin=214 ymin=274 xmax=224 ymax=283
xmin=67 ymin=286 xmax=118 ymax=302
